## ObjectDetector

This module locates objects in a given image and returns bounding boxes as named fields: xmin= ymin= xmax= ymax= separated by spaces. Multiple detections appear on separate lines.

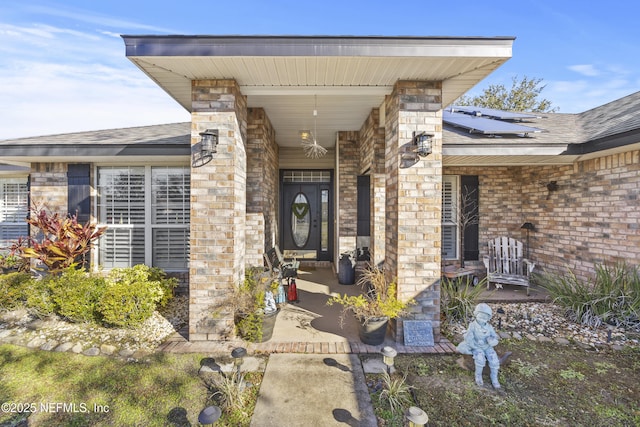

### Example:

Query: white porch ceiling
xmin=124 ymin=36 xmax=514 ymax=148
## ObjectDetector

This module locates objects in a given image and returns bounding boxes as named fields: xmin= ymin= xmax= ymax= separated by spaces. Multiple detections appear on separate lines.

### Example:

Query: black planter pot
xmin=358 ymin=316 xmax=389 ymax=345
xmin=235 ymin=308 xmax=280 ymax=343
xmin=259 ymin=309 xmax=279 ymax=342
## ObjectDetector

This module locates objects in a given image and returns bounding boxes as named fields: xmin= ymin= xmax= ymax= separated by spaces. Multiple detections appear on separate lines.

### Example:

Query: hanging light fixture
xmin=300 ymin=95 xmax=328 ymax=158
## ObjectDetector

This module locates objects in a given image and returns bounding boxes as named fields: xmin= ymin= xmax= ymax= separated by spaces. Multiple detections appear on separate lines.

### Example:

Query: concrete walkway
xmin=250 ymin=353 xmax=378 ymax=427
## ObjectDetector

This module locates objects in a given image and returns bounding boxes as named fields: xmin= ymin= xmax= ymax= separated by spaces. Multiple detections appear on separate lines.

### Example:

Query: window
xmin=0 ymin=178 xmax=29 ymax=249
xmin=441 ymin=175 xmax=458 ymax=260
xmin=97 ymin=166 xmax=190 ymax=270
xmin=442 ymin=175 xmax=480 ymax=262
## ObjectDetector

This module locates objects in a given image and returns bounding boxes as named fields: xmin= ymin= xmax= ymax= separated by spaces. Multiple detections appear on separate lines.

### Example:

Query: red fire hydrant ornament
xmin=287 ymin=278 xmax=298 ymax=303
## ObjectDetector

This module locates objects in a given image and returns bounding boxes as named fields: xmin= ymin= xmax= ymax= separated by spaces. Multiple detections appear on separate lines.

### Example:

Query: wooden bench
xmin=483 ymin=236 xmax=535 ymax=295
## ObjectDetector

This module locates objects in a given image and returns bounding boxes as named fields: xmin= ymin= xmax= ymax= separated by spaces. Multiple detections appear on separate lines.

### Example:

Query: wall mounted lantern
xmin=192 ymin=129 xmax=218 ymax=168
xmin=412 ymin=131 xmax=433 ymax=157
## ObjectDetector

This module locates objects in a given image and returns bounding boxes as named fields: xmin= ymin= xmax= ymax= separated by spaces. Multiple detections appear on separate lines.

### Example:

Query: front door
xmin=281 ymin=173 xmax=332 ymax=261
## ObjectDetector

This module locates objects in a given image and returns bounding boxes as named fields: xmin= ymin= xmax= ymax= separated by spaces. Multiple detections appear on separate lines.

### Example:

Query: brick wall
xmin=445 ymin=148 xmax=640 ymax=282
xmin=246 ymin=107 xmax=279 ymax=267
xmin=384 ymin=81 xmax=443 ymax=341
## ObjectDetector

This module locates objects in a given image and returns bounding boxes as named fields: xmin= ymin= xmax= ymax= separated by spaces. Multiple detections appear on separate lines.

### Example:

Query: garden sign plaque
xmin=403 ymin=320 xmax=434 ymax=346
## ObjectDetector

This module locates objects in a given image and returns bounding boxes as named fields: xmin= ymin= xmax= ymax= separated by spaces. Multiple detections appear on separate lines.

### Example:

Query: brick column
xmin=246 ymin=108 xmax=279 ymax=266
xmin=338 ymin=131 xmax=359 ymax=255
xmin=384 ymin=81 xmax=443 ymax=341
xmin=29 ymin=163 xmax=68 ymax=213
xmin=189 ymin=79 xmax=248 ymax=341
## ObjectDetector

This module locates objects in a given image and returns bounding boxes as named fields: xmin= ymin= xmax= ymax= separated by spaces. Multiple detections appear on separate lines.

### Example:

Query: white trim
xmin=442 ymin=175 xmax=459 ymax=260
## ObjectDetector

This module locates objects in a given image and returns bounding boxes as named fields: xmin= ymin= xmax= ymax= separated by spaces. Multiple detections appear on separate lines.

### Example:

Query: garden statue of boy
xmin=456 ymin=303 xmax=501 ymax=389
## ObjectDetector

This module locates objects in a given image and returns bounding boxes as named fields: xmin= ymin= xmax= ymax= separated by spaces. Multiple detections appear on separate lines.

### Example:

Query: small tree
xmin=11 ymin=203 xmax=106 ymax=273
xmin=456 ymin=186 xmax=479 ymax=268
xmin=457 ymin=75 xmax=557 ymax=113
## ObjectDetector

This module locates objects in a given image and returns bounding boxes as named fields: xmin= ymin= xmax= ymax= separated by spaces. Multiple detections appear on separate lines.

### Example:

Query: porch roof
xmin=121 ymin=35 xmax=515 ymax=149
xmin=0 ymin=122 xmax=190 ymax=169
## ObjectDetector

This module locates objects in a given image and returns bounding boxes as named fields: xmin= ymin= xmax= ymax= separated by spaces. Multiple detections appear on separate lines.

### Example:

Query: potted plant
xmin=231 ymin=267 xmax=280 ymax=343
xmin=327 ymin=265 xmax=414 ymax=345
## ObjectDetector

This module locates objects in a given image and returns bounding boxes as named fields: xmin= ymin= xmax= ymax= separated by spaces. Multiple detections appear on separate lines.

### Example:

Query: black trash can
xmin=338 ymin=253 xmax=355 ymax=285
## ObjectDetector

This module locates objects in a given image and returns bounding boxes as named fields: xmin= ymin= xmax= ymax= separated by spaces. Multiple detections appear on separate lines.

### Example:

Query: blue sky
xmin=1 ymin=0 xmax=639 ymax=139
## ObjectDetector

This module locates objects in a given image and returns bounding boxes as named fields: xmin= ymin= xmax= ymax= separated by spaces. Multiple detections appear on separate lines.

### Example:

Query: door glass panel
xmin=321 ymin=189 xmax=329 ymax=251
xmin=291 ymin=192 xmax=310 ymax=248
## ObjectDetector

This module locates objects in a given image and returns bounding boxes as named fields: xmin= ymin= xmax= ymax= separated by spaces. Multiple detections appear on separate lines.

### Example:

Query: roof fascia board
xmin=565 ymin=129 xmax=640 ymax=155
xmin=0 ymin=144 xmax=189 ymax=158
xmin=122 ymin=35 xmax=515 ymax=58
xmin=443 ymin=144 xmax=570 ymax=157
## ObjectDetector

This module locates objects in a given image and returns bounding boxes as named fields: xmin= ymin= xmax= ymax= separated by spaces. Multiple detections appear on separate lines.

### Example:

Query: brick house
xmin=1 ymin=36 xmax=638 ymax=343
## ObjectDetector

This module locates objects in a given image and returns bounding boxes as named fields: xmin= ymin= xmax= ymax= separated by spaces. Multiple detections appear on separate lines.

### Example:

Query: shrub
xmin=106 ymin=265 xmax=177 ymax=307
xmin=10 ymin=203 xmax=106 ymax=273
xmin=48 ymin=268 xmax=106 ymax=323
xmin=440 ymin=275 xmax=486 ymax=326
xmin=24 ymin=277 xmax=57 ymax=317
xmin=98 ymin=265 xmax=177 ymax=328
xmin=0 ymin=272 xmax=34 ymax=310
xmin=541 ymin=262 xmax=640 ymax=330
xmin=99 ymin=280 xmax=157 ymax=328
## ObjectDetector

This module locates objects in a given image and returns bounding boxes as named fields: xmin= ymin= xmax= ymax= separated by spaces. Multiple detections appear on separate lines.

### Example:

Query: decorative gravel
xmin=447 ymin=302 xmax=640 ymax=350
xmin=0 ymin=296 xmax=188 ymax=358
xmin=2 ymin=299 xmax=638 ymax=357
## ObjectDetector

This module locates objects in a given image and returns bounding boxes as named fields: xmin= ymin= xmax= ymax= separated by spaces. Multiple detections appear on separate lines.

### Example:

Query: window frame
xmin=95 ymin=164 xmax=190 ymax=271
xmin=0 ymin=176 xmax=29 ymax=251
xmin=441 ymin=175 xmax=459 ymax=261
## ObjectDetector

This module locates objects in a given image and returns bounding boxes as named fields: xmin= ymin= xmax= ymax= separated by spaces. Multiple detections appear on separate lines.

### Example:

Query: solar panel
xmin=450 ymin=106 xmax=540 ymax=120
xmin=443 ymin=111 xmax=543 ymax=135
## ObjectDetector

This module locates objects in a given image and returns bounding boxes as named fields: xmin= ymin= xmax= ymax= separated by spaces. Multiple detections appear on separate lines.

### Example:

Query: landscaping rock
xmin=71 ymin=343 xmax=84 ymax=354
xmin=40 ymin=340 xmax=59 ymax=351
xmin=83 ymin=347 xmax=100 ymax=357
xmin=118 ymin=349 xmax=135 ymax=358
xmin=100 ymin=344 xmax=117 ymax=356
xmin=54 ymin=342 xmax=74 ymax=352
xmin=27 ymin=337 xmax=46 ymax=349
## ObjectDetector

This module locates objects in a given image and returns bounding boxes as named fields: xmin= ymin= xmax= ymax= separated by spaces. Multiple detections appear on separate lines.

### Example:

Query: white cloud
xmin=0 ymin=21 xmax=188 ymax=139
xmin=568 ymin=64 xmax=600 ymax=77
xmin=26 ymin=5 xmax=178 ymax=34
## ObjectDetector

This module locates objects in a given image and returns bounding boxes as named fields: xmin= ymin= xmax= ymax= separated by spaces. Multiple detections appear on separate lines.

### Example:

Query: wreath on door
xmin=292 ymin=202 xmax=310 ymax=219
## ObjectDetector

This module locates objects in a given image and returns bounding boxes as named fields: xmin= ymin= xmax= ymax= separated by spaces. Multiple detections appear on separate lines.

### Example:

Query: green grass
xmin=368 ymin=340 xmax=640 ymax=427
xmin=0 ymin=344 xmax=261 ymax=427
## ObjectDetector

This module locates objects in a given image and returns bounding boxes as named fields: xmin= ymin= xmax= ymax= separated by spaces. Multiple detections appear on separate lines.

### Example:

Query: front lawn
xmin=0 ymin=344 xmax=261 ymax=427
xmin=368 ymin=340 xmax=640 ymax=426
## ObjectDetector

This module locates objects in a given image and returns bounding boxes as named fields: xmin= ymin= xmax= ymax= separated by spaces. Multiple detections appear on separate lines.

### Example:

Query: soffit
xmin=124 ymin=36 xmax=514 ymax=148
